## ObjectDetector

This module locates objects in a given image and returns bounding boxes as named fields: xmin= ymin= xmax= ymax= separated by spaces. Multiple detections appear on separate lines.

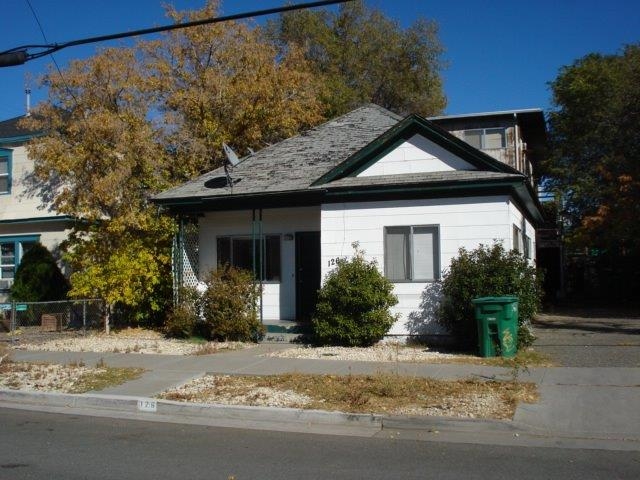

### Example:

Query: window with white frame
xmin=0 ymin=236 xmax=38 ymax=289
xmin=524 ymin=234 xmax=532 ymax=259
xmin=463 ymin=128 xmax=506 ymax=150
xmin=384 ymin=225 xmax=440 ymax=281
xmin=216 ymin=235 xmax=281 ymax=281
xmin=512 ymin=224 xmax=523 ymax=254
xmin=0 ymin=152 xmax=10 ymax=194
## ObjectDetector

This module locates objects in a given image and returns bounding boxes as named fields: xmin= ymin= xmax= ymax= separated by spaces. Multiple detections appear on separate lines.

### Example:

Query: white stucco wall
xmin=0 ymin=145 xmax=60 ymax=221
xmin=198 ymin=207 xmax=320 ymax=320
xmin=357 ymin=134 xmax=476 ymax=177
xmin=320 ymin=196 xmax=524 ymax=336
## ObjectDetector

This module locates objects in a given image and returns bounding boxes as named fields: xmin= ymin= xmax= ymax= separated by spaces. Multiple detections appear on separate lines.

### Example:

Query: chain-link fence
xmin=1 ymin=300 xmax=104 ymax=337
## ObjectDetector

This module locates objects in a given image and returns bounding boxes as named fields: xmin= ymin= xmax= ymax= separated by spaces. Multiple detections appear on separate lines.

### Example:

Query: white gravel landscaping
xmin=159 ymin=375 xmax=313 ymax=408
xmin=11 ymin=328 xmax=252 ymax=356
xmin=0 ymin=362 xmax=96 ymax=392
xmin=266 ymin=344 xmax=475 ymax=363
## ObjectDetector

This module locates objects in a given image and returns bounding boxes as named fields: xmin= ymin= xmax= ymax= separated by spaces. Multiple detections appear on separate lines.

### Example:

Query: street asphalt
xmin=3 ymin=408 xmax=639 ymax=480
xmin=2 ymin=312 xmax=639 ymax=450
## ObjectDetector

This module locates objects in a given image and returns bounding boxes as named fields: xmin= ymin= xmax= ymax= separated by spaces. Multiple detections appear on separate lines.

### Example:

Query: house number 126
xmin=327 ymin=258 xmax=341 ymax=267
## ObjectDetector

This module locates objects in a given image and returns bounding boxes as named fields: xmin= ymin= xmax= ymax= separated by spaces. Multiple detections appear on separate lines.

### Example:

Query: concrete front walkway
xmin=9 ymin=344 xmax=640 ymax=447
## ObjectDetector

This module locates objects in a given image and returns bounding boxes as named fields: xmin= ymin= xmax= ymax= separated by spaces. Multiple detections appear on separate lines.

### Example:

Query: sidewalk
xmin=4 ymin=344 xmax=640 ymax=450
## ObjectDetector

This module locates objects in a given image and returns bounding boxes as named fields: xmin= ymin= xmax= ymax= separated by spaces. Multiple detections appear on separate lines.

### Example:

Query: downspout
xmin=259 ymin=209 xmax=264 ymax=326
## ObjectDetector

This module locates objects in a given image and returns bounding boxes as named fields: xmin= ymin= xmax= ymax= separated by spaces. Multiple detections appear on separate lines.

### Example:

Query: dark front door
xmin=295 ymin=231 xmax=321 ymax=322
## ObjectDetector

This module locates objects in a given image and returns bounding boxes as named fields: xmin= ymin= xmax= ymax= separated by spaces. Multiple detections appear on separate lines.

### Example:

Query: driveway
xmin=532 ymin=310 xmax=640 ymax=367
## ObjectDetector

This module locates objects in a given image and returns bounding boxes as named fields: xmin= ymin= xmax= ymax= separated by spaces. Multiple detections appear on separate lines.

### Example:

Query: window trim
xmin=0 ymin=235 xmax=40 ymax=290
xmin=512 ymin=224 xmax=523 ymax=254
xmin=216 ymin=234 xmax=282 ymax=283
xmin=463 ymin=127 xmax=507 ymax=150
xmin=0 ymin=148 xmax=12 ymax=195
xmin=384 ymin=225 xmax=441 ymax=282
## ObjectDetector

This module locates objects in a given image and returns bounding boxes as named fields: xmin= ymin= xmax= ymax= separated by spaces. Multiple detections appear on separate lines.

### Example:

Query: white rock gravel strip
xmin=0 ymin=363 xmax=99 ymax=392
xmin=160 ymin=375 xmax=312 ymax=408
xmin=266 ymin=344 xmax=473 ymax=363
xmin=13 ymin=337 xmax=249 ymax=356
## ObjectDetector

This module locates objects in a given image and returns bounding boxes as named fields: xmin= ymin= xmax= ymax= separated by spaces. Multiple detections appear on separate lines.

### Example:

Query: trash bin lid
xmin=471 ymin=296 xmax=518 ymax=304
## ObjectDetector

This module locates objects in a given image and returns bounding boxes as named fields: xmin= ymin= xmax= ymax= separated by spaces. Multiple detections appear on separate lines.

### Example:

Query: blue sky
xmin=1 ymin=0 xmax=638 ymax=120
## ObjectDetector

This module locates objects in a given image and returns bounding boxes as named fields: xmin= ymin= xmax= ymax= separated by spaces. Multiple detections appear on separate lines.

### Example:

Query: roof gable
xmin=355 ymin=133 xmax=477 ymax=177
xmin=312 ymin=114 xmax=521 ymax=186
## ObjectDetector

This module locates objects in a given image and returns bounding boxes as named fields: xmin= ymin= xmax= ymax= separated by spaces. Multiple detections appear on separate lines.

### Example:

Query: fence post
xmin=10 ymin=301 xmax=16 ymax=333
xmin=82 ymin=300 xmax=87 ymax=332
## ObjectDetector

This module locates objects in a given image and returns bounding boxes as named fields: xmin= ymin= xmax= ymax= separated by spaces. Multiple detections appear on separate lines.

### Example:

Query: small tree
xmin=200 ymin=265 xmax=263 ymax=342
xmin=438 ymin=242 xmax=542 ymax=348
xmin=312 ymin=244 xmax=398 ymax=347
xmin=10 ymin=243 xmax=69 ymax=302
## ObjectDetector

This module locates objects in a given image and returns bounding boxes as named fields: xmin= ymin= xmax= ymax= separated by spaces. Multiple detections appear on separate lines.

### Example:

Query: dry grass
xmin=0 ymin=358 xmax=144 ymax=394
xmin=160 ymin=372 xmax=538 ymax=420
xmin=68 ymin=366 xmax=144 ymax=393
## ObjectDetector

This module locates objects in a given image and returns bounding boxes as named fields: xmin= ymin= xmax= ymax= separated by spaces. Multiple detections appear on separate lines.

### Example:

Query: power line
xmin=24 ymin=0 xmax=79 ymax=107
xmin=0 ymin=1 xmax=351 ymax=67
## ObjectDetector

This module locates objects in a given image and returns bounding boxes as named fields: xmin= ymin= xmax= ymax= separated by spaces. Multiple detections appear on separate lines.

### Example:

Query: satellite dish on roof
xmin=222 ymin=142 xmax=240 ymax=166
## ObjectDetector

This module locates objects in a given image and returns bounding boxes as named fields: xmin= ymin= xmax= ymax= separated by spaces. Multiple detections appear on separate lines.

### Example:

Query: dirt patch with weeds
xmin=0 ymin=359 xmax=144 ymax=393
xmin=159 ymin=373 xmax=538 ymax=419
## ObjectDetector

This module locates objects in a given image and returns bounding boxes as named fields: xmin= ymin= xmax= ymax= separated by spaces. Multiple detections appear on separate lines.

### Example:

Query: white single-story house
xmin=153 ymin=104 xmax=542 ymax=337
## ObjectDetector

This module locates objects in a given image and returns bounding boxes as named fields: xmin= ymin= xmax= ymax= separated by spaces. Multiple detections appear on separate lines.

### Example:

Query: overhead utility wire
xmin=0 ymin=0 xmax=351 ymax=67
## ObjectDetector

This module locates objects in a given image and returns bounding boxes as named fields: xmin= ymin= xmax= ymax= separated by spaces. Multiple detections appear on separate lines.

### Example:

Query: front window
xmin=0 ymin=154 xmax=9 ymax=193
xmin=0 ymin=237 xmax=39 ymax=289
xmin=217 ymin=235 xmax=281 ymax=281
xmin=385 ymin=225 xmax=440 ymax=281
xmin=463 ymin=128 xmax=506 ymax=149
xmin=0 ymin=243 xmax=16 ymax=280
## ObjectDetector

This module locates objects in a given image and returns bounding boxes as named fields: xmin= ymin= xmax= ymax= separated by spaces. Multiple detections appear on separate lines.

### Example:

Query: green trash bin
xmin=472 ymin=296 xmax=519 ymax=358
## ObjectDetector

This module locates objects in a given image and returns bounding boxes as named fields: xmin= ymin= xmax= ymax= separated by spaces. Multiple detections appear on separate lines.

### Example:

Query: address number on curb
xmin=137 ymin=399 xmax=157 ymax=412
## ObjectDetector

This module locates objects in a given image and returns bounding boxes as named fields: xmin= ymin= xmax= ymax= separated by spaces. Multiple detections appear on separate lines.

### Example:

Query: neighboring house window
xmin=512 ymin=225 xmax=523 ymax=254
xmin=0 ymin=236 xmax=38 ymax=289
xmin=0 ymin=151 xmax=10 ymax=194
xmin=384 ymin=225 xmax=440 ymax=281
xmin=524 ymin=235 xmax=532 ymax=259
xmin=216 ymin=235 xmax=281 ymax=281
xmin=463 ymin=128 xmax=506 ymax=150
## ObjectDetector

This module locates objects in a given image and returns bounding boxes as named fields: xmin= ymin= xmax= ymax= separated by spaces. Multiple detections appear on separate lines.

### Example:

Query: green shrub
xmin=312 ymin=244 xmax=398 ymax=347
xmin=164 ymin=288 xmax=199 ymax=338
xmin=201 ymin=265 xmax=264 ymax=342
xmin=438 ymin=242 xmax=543 ymax=349
xmin=10 ymin=243 xmax=69 ymax=301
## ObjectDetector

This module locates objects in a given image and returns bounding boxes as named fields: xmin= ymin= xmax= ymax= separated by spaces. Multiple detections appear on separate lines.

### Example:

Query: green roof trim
xmin=0 ymin=215 xmax=74 ymax=225
xmin=311 ymin=114 xmax=521 ymax=187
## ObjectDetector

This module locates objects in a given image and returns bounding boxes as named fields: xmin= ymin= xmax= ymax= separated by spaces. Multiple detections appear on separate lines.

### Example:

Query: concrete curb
xmin=0 ymin=389 xmax=382 ymax=435
xmin=2 ymin=389 xmax=639 ymax=451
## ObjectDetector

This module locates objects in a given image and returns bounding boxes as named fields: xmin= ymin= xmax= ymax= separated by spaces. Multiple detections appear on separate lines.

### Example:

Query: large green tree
xmin=543 ymin=44 xmax=640 ymax=299
xmin=265 ymin=0 xmax=446 ymax=117
xmin=23 ymin=1 xmax=325 ymax=326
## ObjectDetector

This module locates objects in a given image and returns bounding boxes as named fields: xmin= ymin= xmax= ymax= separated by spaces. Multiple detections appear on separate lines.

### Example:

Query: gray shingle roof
xmin=318 ymin=170 xmax=523 ymax=190
xmin=0 ymin=115 xmax=38 ymax=141
xmin=153 ymin=104 xmax=403 ymax=201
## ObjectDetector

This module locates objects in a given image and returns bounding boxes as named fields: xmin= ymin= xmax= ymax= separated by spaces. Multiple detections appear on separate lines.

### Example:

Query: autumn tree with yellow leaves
xmin=24 ymin=1 xmax=324 ymax=326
